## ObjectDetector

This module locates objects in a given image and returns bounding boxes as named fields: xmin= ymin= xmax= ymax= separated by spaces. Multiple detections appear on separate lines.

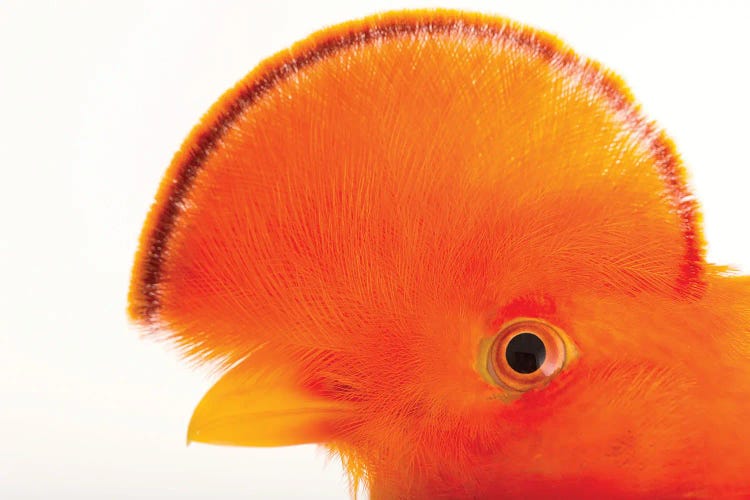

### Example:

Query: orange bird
xmin=128 ymin=10 xmax=750 ymax=499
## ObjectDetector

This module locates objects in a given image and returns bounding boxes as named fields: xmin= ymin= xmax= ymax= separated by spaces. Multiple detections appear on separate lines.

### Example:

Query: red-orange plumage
xmin=129 ymin=10 xmax=750 ymax=498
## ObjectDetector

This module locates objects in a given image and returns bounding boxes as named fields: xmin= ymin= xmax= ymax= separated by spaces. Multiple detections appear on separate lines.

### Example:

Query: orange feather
xmin=129 ymin=10 xmax=750 ymax=498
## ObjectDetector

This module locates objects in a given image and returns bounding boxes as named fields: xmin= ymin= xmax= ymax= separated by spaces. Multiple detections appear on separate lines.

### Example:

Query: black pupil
xmin=505 ymin=333 xmax=546 ymax=374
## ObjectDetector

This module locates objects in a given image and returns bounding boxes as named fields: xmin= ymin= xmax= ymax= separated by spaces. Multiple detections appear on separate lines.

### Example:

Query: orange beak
xmin=188 ymin=353 xmax=353 ymax=448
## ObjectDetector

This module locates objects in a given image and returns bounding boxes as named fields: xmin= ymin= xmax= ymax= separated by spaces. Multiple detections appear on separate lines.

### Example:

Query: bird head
xmin=129 ymin=10 xmax=750 ymax=498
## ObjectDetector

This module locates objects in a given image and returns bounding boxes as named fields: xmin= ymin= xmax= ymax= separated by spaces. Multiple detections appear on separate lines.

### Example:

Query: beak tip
xmin=186 ymin=418 xmax=200 ymax=446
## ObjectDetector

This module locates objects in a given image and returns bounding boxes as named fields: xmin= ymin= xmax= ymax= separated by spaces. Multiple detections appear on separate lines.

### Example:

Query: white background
xmin=1 ymin=1 xmax=748 ymax=498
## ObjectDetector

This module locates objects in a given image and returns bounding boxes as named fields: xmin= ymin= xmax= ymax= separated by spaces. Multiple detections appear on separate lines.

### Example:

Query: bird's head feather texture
xmin=129 ymin=10 xmax=750 ymax=498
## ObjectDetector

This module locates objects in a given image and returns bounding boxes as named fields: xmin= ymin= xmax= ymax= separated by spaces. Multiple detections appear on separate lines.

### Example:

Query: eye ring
xmin=486 ymin=318 xmax=567 ymax=392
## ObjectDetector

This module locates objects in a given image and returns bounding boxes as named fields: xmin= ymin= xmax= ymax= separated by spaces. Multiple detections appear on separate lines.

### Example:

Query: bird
xmin=128 ymin=9 xmax=750 ymax=499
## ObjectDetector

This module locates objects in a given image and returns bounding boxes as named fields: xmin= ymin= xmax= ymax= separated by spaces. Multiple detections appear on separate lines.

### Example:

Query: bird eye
xmin=485 ymin=319 xmax=568 ymax=392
